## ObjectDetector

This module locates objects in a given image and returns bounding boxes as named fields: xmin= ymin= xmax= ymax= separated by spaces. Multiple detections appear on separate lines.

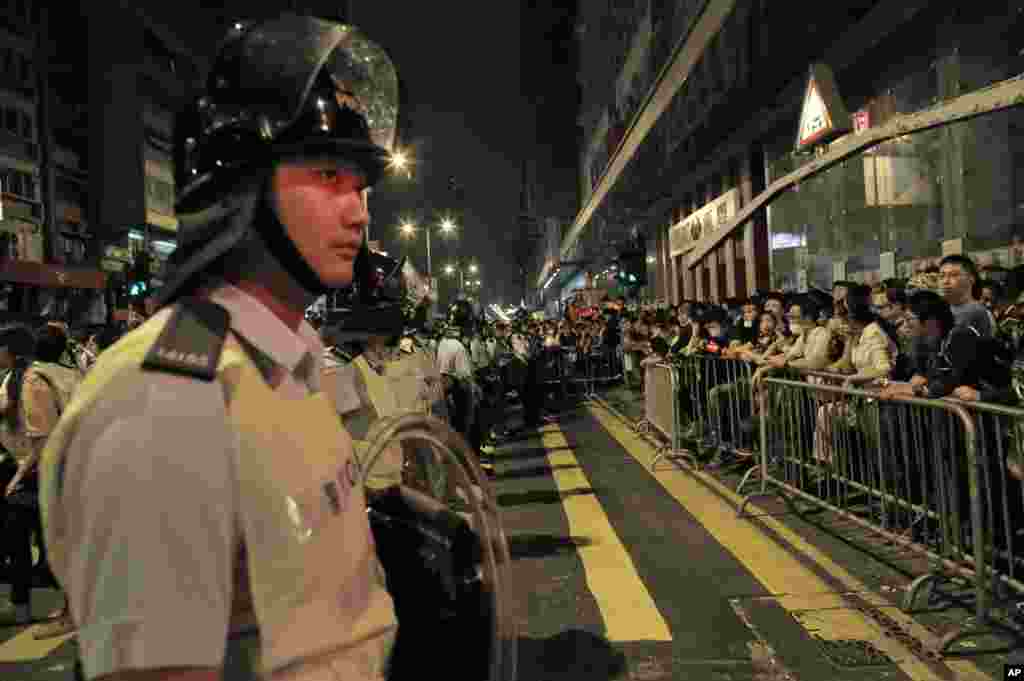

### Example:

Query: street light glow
xmin=439 ymin=218 xmax=456 ymax=234
xmin=444 ymin=264 xmax=455 ymax=275
xmin=468 ymin=264 xmax=478 ymax=274
xmin=400 ymin=222 xmax=416 ymax=237
xmin=389 ymin=149 xmax=410 ymax=172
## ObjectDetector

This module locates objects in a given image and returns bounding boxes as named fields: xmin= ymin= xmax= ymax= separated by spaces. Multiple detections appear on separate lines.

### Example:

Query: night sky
xmin=130 ymin=1 xmax=531 ymax=310
xmin=351 ymin=2 xmax=526 ymax=309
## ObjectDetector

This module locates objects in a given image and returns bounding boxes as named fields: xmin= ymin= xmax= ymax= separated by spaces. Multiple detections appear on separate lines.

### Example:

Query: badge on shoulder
xmin=141 ymin=298 xmax=230 ymax=381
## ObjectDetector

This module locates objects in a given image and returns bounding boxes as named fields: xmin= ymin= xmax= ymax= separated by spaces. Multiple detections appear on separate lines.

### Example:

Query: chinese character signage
xmin=668 ymin=188 xmax=740 ymax=258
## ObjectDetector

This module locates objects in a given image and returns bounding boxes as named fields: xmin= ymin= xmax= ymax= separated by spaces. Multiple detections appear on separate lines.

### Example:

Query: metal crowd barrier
xmin=937 ymin=398 xmax=1024 ymax=649
xmin=643 ymin=355 xmax=758 ymax=472
xmin=537 ymin=345 xmax=624 ymax=403
xmin=737 ymin=376 xmax=1021 ymax=654
xmin=636 ymin=363 xmax=697 ymax=469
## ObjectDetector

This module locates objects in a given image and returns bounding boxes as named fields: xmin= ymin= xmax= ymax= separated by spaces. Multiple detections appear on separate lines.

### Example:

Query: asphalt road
xmin=0 ymin=395 xmax=1004 ymax=680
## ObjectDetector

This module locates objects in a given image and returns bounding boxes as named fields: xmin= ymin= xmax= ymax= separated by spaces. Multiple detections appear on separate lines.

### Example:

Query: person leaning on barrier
xmin=38 ymin=14 xmax=405 ymax=681
xmin=880 ymin=290 xmax=1023 ymax=543
xmin=879 ymin=290 xmax=1013 ymax=404
xmin=728 ymin=309 xmax=780 ymax=362
xmin=723 ymin=299 xmax=760 ymax=352
xmin=824 ymin=287 xmax=900 ymax=390
xmin=762 ymin=291 xmax=789 ymax=336
xmin=748 ymin=294 xmax=833 ymax=394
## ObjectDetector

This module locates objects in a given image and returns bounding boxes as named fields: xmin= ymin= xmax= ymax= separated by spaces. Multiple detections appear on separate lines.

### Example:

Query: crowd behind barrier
xmin=621 ymin=257 xmax=1024 ymax=655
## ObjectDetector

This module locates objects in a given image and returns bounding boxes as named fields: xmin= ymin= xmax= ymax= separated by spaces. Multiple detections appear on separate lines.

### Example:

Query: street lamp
xmin=389 ymin=148 xmax=411 ymax=176
xmin=443 ymin=261 xmax=482 ymax=294
xmin=439 ymin=217 xmax=456 ymax=235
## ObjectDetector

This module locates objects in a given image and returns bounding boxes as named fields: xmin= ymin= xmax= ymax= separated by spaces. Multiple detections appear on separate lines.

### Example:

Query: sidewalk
xmin=598 ymin=382 xmax=1015 ymax=680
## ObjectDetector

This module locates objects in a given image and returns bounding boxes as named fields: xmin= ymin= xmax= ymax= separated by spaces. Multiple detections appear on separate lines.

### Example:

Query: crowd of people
xmin=0 ymin=318 xmax=132 ymax=633
xmin=617 ymin=254 xmax=1015 ymax=410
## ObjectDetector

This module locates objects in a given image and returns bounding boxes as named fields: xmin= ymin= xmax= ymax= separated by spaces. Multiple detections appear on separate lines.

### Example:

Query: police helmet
xmin=175 ymin=15 xmax=398 ymax=212
xmin=158 ymin=14 xmax=400 ymax=307
xmin=447 ymin=299 xmax=475 ymax=333
xmin=326 ymin=243 xmax=433 ymax=344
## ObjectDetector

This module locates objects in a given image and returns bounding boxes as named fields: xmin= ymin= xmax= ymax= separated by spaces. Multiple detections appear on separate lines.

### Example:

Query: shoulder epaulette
xmin=141 ymin=298 xmax=230 ymax=381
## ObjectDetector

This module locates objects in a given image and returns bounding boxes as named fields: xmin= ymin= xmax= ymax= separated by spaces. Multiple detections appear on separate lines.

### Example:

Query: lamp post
xmin=443 ymin=260 xmax=479 ymax=295
xmin=400 ymin=217 xmax=459 ymax=308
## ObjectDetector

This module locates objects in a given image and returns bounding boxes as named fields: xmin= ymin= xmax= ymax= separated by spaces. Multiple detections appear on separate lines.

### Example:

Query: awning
xmin=0 ymin=260 xmax=107 ymax=289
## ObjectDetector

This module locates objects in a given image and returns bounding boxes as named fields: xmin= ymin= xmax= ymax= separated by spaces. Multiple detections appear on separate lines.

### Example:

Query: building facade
xmin=546 ymin=0 xmax=1024 ymax=307
xmin=0 ymin=0 xmax=203 ymax=321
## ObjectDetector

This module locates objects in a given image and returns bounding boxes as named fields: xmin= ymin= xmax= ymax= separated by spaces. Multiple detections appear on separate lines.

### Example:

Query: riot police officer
xmin=437 ymin=300 xmax=482 ymax=453
xmin=319 ymin=247 xmax=450 ymax=495
xmin=39 ymin=15 xmax=401 ymax=681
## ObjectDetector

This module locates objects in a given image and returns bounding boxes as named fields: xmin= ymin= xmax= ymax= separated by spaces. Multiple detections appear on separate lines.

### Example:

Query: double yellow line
xmin=587 ymin=401 xmax=992 ymax=681
xmin=539 ymin=425 xmax=673 ymax=642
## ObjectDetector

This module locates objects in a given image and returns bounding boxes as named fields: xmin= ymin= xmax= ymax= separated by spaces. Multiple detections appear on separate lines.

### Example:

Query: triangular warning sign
xmin=796 ymin=63 xmax=852 ymax=150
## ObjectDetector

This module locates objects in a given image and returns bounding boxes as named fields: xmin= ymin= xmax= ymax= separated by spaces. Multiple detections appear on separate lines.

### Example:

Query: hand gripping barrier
xmin=736 ymin=376 xmax=1016 ymax=655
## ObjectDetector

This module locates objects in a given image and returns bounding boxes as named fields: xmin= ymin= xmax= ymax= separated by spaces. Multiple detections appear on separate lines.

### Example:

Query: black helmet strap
xmin=253 ymin=177 xmax=330 ymax=299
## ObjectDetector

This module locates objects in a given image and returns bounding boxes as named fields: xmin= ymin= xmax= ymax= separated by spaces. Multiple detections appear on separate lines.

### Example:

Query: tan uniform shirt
xmin=46 ymin=283 xmax=394 ymax=680
xmin=0 ymin=362 xmax=79 ymax=461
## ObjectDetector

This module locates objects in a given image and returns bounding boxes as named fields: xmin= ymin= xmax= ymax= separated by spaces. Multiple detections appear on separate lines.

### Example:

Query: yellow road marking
xmin=539 ymin=425 xmax=672 ymax=642
xmin=588 ymin=402 xmax=987 ymax=681
xmin=0 ymin=626 xmax=74 ymax=662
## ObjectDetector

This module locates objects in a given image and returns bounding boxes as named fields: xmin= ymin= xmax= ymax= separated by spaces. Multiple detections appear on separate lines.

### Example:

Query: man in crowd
xmin=881 ymin=290 xmax=1011 ymax=402
xmin=939 ymin=254 xmax=994 ymax=336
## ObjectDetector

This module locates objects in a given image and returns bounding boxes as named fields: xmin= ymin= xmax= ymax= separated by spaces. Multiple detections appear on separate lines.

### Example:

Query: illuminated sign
xmin=796 ymin=63 xmax=851 ymax=150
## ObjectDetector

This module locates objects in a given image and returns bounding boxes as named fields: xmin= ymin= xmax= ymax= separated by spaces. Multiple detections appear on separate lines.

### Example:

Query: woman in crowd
xmin=829 ymin=288 xmax=900 ymax=389
xmin=813 ymin=288 xmax=899 ymax=467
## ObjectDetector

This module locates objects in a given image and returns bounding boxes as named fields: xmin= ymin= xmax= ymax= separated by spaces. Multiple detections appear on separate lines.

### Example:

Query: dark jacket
xmin=924 ymin=325 xmax=1013 ymax=403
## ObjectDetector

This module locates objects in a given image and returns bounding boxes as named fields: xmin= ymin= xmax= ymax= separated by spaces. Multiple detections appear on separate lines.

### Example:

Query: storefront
xmin=0 ymin=258 xmax=107 ymax=322
xmin=678 ymin=1 xmax=1024 ymax=301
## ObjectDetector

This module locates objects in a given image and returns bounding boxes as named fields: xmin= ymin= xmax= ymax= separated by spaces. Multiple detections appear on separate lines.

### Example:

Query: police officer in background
xmin=437 ymin=300 xmax=484 ymax=456
xmin=319 ymin=248 xmax=450 ymax=494
xmin=39 ymin=15 xmax=401 ymax=681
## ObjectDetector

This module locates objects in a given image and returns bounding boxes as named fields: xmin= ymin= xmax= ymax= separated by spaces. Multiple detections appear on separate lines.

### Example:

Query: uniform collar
xmin=204 ymin=282 xmax=324 ymax=387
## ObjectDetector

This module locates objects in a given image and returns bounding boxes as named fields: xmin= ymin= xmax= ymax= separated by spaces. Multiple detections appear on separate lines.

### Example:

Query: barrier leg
xmin=738 ymin=386 xmax=791 ymax=517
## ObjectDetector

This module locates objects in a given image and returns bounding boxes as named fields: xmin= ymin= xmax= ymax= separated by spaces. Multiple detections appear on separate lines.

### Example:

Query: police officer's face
xmin=272 ymin=161 xmax=370 ymax=287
